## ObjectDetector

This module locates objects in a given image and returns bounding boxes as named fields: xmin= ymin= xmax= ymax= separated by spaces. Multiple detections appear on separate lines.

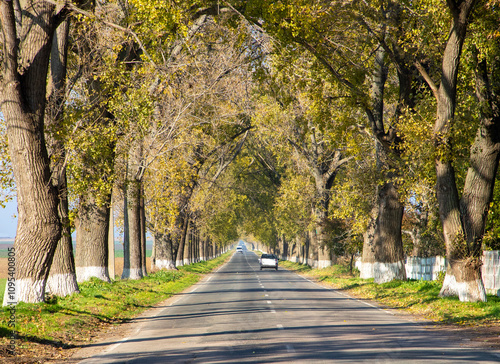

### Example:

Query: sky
xmin=0 ymin=197 xmax=17 ymax=238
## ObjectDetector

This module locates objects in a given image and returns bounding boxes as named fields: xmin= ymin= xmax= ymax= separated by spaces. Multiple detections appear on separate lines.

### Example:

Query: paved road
xmin=79 ymin=250 xmax=500 ymax=363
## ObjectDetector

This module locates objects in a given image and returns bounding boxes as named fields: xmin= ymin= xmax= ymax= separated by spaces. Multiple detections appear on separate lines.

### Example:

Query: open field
xmin=0 ymin=243 xmax=14 ymax=258
xmin=1 ymin=258 xmax=9 ymax=279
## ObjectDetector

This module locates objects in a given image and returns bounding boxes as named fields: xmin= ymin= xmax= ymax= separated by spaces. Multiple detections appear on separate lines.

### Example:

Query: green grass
xmin=0 ymin=279 xmax=5 ymax=299
xmin=0 ymin=252 xmax=231 ymax=358
xmin=279 ymin=260 xmax=500 ymax=325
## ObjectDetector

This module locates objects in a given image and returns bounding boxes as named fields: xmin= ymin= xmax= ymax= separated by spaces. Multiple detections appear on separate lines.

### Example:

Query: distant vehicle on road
xmin=236 ymin=246 xmax=243 ymax=253
xmin=259 ymin=254 xmax=278 ymax=270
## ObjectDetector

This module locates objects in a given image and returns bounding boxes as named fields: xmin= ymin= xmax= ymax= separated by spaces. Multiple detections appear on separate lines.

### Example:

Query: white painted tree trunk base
xmin=2 ymin=278 xmax=45 ymax=305
xmin=309 ymin=259 xmax=319 ymax=269
xmin=439 ymin=273 xmax=487 ymax=302
xmin=121 ymin=268 xmax=143 ymax=280
xmin=359 ymin=261 xmax=375 ymax=279
xmin=359 ymin=261 xmax=406 ymax=283
xmin=46 ymin=273 xmax=79 ymax=297
xmin=76 ymin=266 xmax=111 ymax=283
xmin=317 ymin=260 xmax=332 ymax=269
xmin=154 ymin=259 xmax=177 ymax=270
xmin=176 ymin=260 xmax=184 ymax=267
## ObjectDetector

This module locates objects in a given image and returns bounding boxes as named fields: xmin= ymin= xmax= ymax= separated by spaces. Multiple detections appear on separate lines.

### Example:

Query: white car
xmin=259 ymin=254 xmax=278 ymax=270
xmin=236 ymin=246 xmax=243 ymax=253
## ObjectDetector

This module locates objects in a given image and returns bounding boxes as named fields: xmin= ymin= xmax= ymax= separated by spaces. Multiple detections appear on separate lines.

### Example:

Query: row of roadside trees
xmin=1 ymin=0 xmax=499 ymax=306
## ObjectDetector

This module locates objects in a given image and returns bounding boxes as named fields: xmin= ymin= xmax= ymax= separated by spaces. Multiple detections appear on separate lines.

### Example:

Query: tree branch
xmin=211 ymin=130 xmax=249 ymax=182
xmin=415 ymin=60 xmax=439 ymax=101
xmin=47 ymin=0 xmax=157 ymax=67
xmin=0 ymin=0 xmax=20 ymax=87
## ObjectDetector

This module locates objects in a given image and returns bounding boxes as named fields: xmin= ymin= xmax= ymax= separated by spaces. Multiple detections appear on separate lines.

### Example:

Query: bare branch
xmin=47 ymin=0 xmax=157 ymax=67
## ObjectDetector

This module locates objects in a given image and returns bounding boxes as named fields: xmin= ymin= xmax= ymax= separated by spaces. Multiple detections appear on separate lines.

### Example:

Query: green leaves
xmin=0 ymin=122 xmax=14 ymax=208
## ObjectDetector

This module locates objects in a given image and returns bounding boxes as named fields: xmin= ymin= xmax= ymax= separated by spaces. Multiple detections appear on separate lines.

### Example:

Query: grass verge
xmin=279 ymin=260 xmax=500 ymax=326
xmin=0 ymin=252 xmax=230 ymax=363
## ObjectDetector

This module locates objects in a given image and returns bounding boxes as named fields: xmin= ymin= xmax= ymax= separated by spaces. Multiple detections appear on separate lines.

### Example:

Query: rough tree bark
xmin=121 ymin=139 xmax=145 ymax=279
xmin=175 ymin=210 xmax=190 ymax=267
xmin=73 ymin=1 xmax=115 ymax=283
xmin=76 ymin=194 xmax=111 ymax=282
xmin=359 ymin=46 xmax=406 ymax=283
xmin=433 ymin=18 xmax=499 ymax=301
xmin=361 ymin=179 xmax=405 ymax=283
xmin=312 ymin=151 xmax=349 ymax=269
xmin=153 ymin=232 xmax=178 ymax=270
xmin=140 ymin=193 xmax=148 ymax=276
xmin=1 ymin=1 xmax=66 ymax=304
xmin=45 ymin=17 xmax=79 ymax=297
xmin=418 ymin=0 xmax=486 ymax=302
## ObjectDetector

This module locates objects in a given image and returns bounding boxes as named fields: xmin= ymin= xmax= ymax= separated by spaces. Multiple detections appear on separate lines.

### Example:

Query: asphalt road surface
xmin=78 ymin=249 xmax=500 ymax=363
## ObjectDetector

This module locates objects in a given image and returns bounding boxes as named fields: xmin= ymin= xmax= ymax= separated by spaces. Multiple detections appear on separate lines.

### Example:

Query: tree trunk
xmin=308 ymin=229 xmax=319 ymax=268
xmin=360 ymin=46 xmax=406 ymax=283
xmin=372 ymin=182 xmax=405 ymax=283
xmin=207 ymin=238 xmax=213 ymax=260
xmin=440 ymin=53 xmax=500 ymax=301
xmin=361 ymin=202 xmax=378 ymax=279
xmin=313 ymin=169 xmax=332 ymax=269
xmin=140 ymin=194 xmax=148 ymax=276
xmin=187 ymin=228 xmax=193 ymax=265
xmin=430 ymin=0 xmax=485 ymax=302
xmin=122 ymin=137 xmax=145 ymax=279
xmin=122 ymin=179 xmax=143 ymax=279
xmin=46 ymin=172 xmax=79 ymax=296
xmin=316 ymin=208 xmax=331 ymax=269
xmin=153 ymin=233 xmax=178 ymax=270
xmin=122 ymin=188 xmax=130 ymax=276
xmin=45 ymin=16 xmax=79 ymax=297
xmin=1 ymin=1 xmax=63 ymax=304
xmin=175 ymin=214 xmax=189 ymax=267
xmin=108 ymin=200 xmax=115 ymax=280
xmin=75 ymin=194 xmax=111 ymax=282
xmin=122 ymin=178 xmax=143 ymax=279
